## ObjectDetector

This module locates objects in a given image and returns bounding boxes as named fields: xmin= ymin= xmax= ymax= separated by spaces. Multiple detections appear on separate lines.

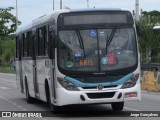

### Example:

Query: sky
xmin=1 ymin=0 xmax=160 ymax=28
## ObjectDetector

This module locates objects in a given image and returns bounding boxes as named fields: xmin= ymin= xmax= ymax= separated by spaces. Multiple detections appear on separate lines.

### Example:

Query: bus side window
xmin=28 ymin=31 xmax=32 ymax=57
xmin=19 ymin=34 xmax=23 ymax=59
xmin=45 ymin=26 xmax=49 ymax=57
xmin=32 ymin=36 xmax=37 ymax=60
xmin=48 ymin=31 xmax=55 ymax=59
xmin=16 ymin=36 xmax=20 ymax=60
xmin=23 ymin=33 xmax=28 ymax=57
xmin=38 ymin=27 xmax=45 ymax=56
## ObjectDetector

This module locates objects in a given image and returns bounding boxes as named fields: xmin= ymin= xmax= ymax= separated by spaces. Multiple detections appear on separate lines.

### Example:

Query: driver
xmin=108 ymin=29 xmax=129 ymax=52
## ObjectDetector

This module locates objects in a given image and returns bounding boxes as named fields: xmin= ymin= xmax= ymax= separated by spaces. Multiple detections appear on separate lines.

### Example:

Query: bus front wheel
xmin=111 ymin=102 xmax=124 ymax=111
xmin=45 ymin=83 xmax=60 ymax=113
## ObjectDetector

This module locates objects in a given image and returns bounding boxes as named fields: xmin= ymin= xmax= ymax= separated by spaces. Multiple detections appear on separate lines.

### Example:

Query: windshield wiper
xmin=106 ymin=28 xmax=117 ymax=54
xmin=76 ymin=29 xmax=86 ymax=57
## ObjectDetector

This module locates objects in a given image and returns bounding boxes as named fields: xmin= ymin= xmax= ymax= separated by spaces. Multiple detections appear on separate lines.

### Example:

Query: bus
xmin=15 ymin=8 xmax=141 ymax=112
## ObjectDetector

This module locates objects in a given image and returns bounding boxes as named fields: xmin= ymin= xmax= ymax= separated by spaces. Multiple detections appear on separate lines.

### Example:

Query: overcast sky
xmin=1 ymin=0 xmax=160 ymax=28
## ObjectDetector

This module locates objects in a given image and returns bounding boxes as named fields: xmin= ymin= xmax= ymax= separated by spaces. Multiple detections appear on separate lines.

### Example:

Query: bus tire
xmin=45 ymin=82 xmax=60 ymax=113
xmin=25 ymin=80 xmax=34 ymax=103
xmin=111 ymin=102 xmax=124 ymax=111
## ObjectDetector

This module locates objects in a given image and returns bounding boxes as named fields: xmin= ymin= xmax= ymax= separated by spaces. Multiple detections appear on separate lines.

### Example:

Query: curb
xmin=142 ymin=90 xmax=160 ymax=95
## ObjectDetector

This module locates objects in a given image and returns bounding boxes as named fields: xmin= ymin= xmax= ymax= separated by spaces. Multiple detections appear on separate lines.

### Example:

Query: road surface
xmin=0 ymin=73 xmax=159 ymax=120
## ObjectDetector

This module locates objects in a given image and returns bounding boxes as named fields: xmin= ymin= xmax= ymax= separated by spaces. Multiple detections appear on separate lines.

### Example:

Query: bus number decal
xmin=79 ymin=59 xmax=93 ymax=66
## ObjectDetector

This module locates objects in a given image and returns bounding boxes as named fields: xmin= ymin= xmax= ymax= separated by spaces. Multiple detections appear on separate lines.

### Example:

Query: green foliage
xmin=138 ymin=10 xmax=160 ymax=63
xmin=0 ymin=7 xmax=21 ymax=36
xmin=0 ymin=7 xmax=20 ymax=68
xmin=0 ymin=35 xmax=15 ymax=66
xmin=142 ymin=10 xmax=160 ymax=16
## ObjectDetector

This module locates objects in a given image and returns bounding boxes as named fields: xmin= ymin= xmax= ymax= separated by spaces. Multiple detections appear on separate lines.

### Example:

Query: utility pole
xmin=87 ymin=0 xmax=89 ymax=8
xmin=60 ymin=0 xmax=62 ymax=9
xmin=135 ymin=0 xmax=139 ymax=21
xmin=16 ymin=0 xmax=18 ymax=30
xmin=53 ymin=0 xmax=54 ymax=10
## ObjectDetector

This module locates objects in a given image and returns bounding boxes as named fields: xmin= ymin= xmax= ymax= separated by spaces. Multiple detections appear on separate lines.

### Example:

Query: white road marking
xmin=0 ymin=86 xmax=10 ymax=90
xmin=12 ymin=103 xmax=18 ymax=106
xmin=0 ymin=95 xmax=27 ymax=111
xmin=0 ymin=78 xmax=16 ymax=83
xmin=0 ymin=73 xmax=15 ymax=76
xmin=124 ymin=106 xmax=141 ymax=111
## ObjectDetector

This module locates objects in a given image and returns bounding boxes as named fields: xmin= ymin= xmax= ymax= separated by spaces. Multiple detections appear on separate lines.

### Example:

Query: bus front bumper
xmin=56 ymin=83 xmax=141 ymax=106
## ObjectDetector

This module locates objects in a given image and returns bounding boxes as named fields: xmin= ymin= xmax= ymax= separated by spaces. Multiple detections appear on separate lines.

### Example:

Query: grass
xmin=0 ymin=66 xmax=16 ymax=74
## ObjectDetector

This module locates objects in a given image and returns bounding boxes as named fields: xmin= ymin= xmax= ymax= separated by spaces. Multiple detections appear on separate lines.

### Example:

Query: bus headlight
xmin=121 ymin=74 xmax=139 ymax=89
xmin=57 ymin=77 xmax=79 ymax=91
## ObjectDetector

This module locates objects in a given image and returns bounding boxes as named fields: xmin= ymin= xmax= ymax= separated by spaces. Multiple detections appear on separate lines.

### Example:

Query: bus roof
xmin=16 ymin=8 xmax=131 ymax=35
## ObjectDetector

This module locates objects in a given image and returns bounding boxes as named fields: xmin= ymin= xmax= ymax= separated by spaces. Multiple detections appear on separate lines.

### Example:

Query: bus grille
xmin=86 ymin=92 xmax=115 ymax=99
xmin=82 ymin=85 xmax=118 ymax=89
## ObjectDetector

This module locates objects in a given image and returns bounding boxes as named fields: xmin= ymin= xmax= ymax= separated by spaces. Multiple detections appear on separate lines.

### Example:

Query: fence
xmin=141 ymin=64 xmax=160 ymax=92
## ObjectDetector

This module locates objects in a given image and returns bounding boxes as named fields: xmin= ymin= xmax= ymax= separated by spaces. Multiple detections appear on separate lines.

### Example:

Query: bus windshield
xmin=58 ymin=28 xmax=137 ymax=73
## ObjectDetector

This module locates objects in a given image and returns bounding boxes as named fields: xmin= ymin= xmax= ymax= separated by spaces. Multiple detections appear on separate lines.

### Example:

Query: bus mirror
xmin=136 ymin=23 xmax=145 ymax=37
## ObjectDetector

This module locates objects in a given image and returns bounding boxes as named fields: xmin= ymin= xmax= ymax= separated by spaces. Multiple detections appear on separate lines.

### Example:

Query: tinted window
xmin=38 ymin=27 xmax=45 ymax=56
xmin=23 ymin=33 xmax=28 ymax=57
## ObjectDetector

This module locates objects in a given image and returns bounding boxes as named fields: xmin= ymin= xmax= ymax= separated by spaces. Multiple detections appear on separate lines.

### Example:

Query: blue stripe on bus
xmin=64 ymin=73 xmax=133 ymax=87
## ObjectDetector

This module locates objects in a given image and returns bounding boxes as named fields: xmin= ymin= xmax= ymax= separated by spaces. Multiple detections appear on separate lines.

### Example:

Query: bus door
xmin=32 ymin=29 xmax=39 ymax=99
xmin=16 ymin=35 xmax=24 ymax=93
xmin=49 ymin=20 xmax=57 ymax=102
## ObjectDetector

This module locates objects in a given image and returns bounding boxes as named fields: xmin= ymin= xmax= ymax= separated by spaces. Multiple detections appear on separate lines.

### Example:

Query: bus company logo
xmin=97 ymin=84 xmax=104 ymax=90
xmin=2 ymin=112 xmax=11 ymax=117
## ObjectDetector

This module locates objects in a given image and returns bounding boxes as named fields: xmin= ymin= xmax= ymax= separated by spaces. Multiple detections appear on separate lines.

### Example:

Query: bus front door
xmin=32 ymin=35 xmax=39 ymax=99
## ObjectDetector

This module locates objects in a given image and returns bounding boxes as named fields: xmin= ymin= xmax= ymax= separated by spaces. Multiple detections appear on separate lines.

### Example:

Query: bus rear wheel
xmin=25 ymin=81 xmax=34 ymax=103
xmin=111 ymin=102 xmax=124 ymax=111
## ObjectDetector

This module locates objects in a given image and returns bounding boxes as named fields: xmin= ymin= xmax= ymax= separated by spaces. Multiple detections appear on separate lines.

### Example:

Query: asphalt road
xmin=0 ymin=73 xmax=160 ymax=120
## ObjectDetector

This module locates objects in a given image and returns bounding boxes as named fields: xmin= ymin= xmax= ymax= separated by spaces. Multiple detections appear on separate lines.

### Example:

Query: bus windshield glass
xmin=58 ymin=28 xmax=137 ymax=73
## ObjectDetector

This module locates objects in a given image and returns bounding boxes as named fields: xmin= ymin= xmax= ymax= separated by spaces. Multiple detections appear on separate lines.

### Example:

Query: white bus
xmin=16 ymin=9 xmax=141 ymax=112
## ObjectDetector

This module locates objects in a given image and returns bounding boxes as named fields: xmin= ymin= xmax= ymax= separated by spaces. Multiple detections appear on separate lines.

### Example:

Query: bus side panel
xmin=36 ymin=59 xmax=50 ymax=102
xmin=22 ymin=60 xmax=35 ymax=97
xmin=16 ymin=60 xmax=20 ymax=90
xmin=16 ymin=60 xmax=25 ymax=93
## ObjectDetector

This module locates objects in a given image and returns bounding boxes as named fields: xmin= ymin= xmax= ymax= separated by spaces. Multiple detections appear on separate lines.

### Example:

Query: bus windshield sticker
xmin=79 ymin=59 xmax=93 ymax=66
xmin=66 ymin=61 xmax=74 ymax=68
xmin=90 ymin=30 xmax=97 ymax=38
xmin=99 ymin=31 xmax=105 ymax=37
xmin=74 ymin=51 xmax=82 ymax=58
xmin=101 ymin=57 xmax=108 ymax=65
xmin=106 ymin=52 xmax=117 ymax=65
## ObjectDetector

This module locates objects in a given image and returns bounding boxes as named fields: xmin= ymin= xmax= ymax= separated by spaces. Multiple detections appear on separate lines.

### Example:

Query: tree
xmin=138 ymin=10 xmax=160 ymax=63
xmin=0 ymin=7 xmax=21 ymax=36
xmin=0 ymin=7 xmax=21 ymax=67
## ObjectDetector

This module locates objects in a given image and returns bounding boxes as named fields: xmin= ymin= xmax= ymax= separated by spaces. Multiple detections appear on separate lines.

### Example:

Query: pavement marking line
xmin=0 ymin=86 xmax=10 ymax=90
xmin=0 ymin=95 xmax=28 ymax=111
xmin=21 ymin=108 xmax=27 ymax=111
xmin=0 ymin=73 xmax=15 ymax=76
xmin=0 ymin=78 xmax=16 ymax=83
xmin=17 ymin=105 xmax=23 ymax=108
xmin=124 ymin=106 xmax=141 ymax=111
xmin=12 ymin=103 xmax=18 ymax=106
